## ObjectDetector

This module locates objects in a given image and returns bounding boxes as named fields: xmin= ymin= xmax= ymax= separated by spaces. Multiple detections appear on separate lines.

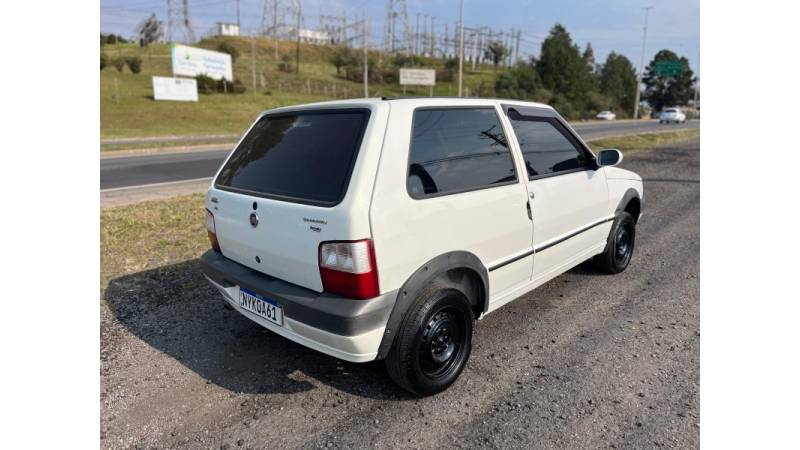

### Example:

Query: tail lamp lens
xmin=319 ymin=239 xmax=379 ymax=299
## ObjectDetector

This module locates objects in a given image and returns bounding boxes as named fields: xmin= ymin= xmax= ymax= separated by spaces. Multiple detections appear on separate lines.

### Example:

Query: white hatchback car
xmin=201 ymin=98 xmax=644 ymax=395
xmin=659 ymin=107 xmax=686 ymax=124
xmin=596 ymin=110 xmax=616 ymax=120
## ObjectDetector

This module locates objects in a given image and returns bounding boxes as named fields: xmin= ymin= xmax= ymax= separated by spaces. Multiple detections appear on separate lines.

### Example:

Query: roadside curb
xmin=100 ymin=143 xmax=237 ymax=159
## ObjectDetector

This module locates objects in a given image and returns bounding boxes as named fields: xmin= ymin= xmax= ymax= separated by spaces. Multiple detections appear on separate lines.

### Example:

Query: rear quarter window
xmin=215 ymin=109 xmax=370 ymax=206
xmin=406 ymin=107 xmax=517 ymax=198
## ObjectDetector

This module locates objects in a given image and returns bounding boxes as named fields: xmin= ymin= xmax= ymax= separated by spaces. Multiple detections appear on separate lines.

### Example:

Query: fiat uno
xmin=201 ymin=97 xmax=643 ymax=396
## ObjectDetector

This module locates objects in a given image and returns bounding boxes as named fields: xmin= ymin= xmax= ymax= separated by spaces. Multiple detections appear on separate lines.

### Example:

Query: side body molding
xmin=375 ymin=251 xmax=489 ymax=359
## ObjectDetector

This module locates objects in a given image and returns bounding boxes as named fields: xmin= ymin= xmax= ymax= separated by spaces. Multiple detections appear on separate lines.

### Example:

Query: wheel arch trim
xmin=615 ymin=187 xmax=643 ymax=222
xmin=375 ymin=251 xmax=489 ymax=359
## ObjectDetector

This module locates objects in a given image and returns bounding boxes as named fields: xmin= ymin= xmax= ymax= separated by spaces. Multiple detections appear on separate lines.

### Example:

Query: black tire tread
xmin=385 ymin=281 xmax=472 ymax=396
xmin=594 ymin=211 xmax=635 ymax=274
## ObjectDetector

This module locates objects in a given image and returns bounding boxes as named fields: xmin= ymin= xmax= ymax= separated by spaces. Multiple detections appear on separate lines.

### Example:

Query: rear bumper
xmin=200 ymin=250 xmax=396 ymax=362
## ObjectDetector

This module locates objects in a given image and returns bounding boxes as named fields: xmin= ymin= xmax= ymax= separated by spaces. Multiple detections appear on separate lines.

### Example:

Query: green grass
xmin=589 ymin=129 xmax=700 ymax=154
xmin=100 ymin=38 xmax=499 ymax=139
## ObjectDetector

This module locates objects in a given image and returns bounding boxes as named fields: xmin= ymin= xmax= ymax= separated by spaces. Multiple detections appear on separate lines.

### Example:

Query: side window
xmin=407 ymin=108 xmax=517 ymax=198
xmin=506 ymin=114 xmax=588 ymax=178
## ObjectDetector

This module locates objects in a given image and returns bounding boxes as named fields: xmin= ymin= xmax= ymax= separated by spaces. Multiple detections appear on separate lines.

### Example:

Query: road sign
xmin=152 ymin=76 xmax=198 ymax=102
xmin=654 ymin=61 xmax=684 ymax=76
xmin=399 ymin=68 xmax=436 ymax=86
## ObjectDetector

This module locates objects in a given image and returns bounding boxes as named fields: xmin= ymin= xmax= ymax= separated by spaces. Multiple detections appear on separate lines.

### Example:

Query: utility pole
xmin=431 ymin=16 xmax=435 ymax=57
xmin=633 ymin=6 xmax=653 ymax=120
xmin=251 ymin=30 xmax=257 ymax=93
xmin=458 ymin=0 xmax=464 ymax=97
xmin=415 ymin=13 xmax=420 ymax=55
xmin=294 ymin=0 xmax=301 ymax=74
xmin=363 ymin=14 xmax=369 ymax=97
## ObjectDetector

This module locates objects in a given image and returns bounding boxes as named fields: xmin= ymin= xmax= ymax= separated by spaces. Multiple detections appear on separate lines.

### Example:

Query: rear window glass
xmin=215 ymin=109 xmax=370 ymax=206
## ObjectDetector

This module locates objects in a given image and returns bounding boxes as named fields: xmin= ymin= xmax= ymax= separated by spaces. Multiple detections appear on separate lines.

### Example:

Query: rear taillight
xmin=319 ymin=239 xmax=379 ymax=299
xmin=205 ymin=209 xmax=221 ymax=252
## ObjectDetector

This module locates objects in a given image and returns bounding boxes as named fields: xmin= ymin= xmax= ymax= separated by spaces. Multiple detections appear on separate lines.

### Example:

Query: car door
xmin=502 ymin=105 xmax=611 ymax=282
xmin=369 ymin=102 xmax=534 ymax=302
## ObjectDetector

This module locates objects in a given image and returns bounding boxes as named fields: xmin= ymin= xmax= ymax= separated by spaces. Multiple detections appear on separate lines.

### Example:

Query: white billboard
xmin=399 ymin=68 xmax=436 ymax=86
xmin=152 ymin=76 xmax=198 ymax=102
xmin=171 ymin=44 xmax=233 ymax=81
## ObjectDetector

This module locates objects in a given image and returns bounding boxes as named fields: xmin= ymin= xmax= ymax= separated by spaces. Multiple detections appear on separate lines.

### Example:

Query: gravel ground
xmin=100 ymin=138 xmax=700 ymax=449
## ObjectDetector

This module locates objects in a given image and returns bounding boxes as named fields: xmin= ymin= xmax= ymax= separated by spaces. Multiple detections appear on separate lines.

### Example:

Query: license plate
xmin=238 ymin=287 xmax=283 ymax=326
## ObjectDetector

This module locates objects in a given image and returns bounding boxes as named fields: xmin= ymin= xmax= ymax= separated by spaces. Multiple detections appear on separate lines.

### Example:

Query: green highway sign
xmin=654 ymin=61 xmax=685 ymax=76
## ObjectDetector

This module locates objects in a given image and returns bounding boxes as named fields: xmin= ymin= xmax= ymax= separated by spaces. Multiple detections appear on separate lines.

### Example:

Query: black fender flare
xmin=375 ymin=251 xmax=489 ymax=359
xmin=614 ymin=187 xmax=643 ymax=221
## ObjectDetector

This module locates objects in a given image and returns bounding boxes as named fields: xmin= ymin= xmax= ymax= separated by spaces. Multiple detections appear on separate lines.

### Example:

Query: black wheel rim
xmin=614 ymin=223 xmax=633 ymax=267
xmin=418 ymin=305 xmax=468 ymax=379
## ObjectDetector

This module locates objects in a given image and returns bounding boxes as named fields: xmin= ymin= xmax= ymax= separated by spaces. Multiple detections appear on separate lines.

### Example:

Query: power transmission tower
xmin=166 ymin=0 xmax=196 ymax=42
xmin=384 ymin=0 xmax=412 ymax=54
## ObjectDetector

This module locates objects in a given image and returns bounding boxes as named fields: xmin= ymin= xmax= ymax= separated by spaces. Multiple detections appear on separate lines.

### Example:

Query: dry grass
xmin=100 ymin=193 xmax=207 ymax=290
xmin=589 ymin=128 xmax=700 ymax=154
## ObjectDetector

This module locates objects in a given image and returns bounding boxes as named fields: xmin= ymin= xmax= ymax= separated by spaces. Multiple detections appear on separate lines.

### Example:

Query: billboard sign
xmin=399 ymin=68 xmax=436 ymax=86
xmin=171 ymin=44 xmax=233 ymax=81
xmin=152 ymin=76 xmax=198 ymax=102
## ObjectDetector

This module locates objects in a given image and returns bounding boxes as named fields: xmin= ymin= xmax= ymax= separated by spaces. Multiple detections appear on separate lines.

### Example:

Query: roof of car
xmin=262 ymin=97 xmax=554 ymax=112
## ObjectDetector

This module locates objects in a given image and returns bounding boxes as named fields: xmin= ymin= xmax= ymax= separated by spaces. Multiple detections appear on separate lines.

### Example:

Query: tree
xmin=536 ymin=24 xmax=592 ymax=114
xmin=495 ymin=59 xmax=542 ymax=100
xmin=484 ymin=41 xmax=509 ymax=72
xmin=329 ymin=47 xmax=355 ymax=76
xmin=642 ymin=49 xmax=695 ymax=112
xmin=599 ymin=52 xmax=637 ymax=115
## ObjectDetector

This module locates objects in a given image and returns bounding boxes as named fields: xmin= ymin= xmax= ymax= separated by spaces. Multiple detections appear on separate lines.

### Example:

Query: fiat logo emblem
xmin=249 ymin=212 xmax=259 ymax=228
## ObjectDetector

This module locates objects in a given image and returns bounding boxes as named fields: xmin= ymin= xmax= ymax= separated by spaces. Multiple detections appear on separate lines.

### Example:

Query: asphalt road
xmin=100 ymin=119 xmax=699 ymax=190
xmin=101 ymin=138 xmax=700 ymax=449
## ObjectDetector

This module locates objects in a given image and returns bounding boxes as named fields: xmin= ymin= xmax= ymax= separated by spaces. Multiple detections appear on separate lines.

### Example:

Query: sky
xmin=100 ymin=0 xmax=700 ymax=74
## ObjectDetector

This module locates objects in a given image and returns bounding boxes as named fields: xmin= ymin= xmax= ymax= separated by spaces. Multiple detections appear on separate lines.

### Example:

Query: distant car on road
xmin=659 ymin=107 xmax=686 ymax=124
xmin=596 ymin=110 xmax=616 ymax=121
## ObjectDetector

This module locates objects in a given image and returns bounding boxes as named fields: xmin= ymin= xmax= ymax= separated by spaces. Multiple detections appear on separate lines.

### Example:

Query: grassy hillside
xmin=100 ymin=37 xmax=498 ymax=139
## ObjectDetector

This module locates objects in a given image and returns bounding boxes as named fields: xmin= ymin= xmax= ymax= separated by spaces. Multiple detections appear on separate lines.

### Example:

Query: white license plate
xmin=238 ymin=287 xmax=283 ymax=326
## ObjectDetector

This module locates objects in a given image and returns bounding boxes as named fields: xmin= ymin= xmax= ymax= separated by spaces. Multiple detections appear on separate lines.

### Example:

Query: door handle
xmin=526 ymin=200 xmax=532 ymax=220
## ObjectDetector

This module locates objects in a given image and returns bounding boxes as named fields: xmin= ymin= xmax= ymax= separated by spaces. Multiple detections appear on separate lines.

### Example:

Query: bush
xmin=219 ymin=78 xmax=246 ymax=94
xmin=196 ymin=75 xmax=246 ymax=94
xmin=125 ymin=56 xmax=142 ymax=74
xmin=111 ymin=58 xmax=125 ymax=72
xmin=278 ymin=55 xmax=293 ymax=73
xmin=196 ymin=75 xmax=217 ymax=94
xmin=100 ymin=53 xmax=107 ymax=70
xmin=216 ymin=41 xmax=240 ymax=63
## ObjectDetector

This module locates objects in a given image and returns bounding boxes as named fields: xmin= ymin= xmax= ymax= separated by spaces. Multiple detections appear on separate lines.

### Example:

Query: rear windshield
xmin=215 ymin=109 xmax=370 ymax=206
xmin=664 ymin=109 xmax=677 ymax=113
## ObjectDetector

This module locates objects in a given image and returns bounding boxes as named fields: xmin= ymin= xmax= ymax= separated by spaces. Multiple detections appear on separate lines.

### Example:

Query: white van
xmin=201 ymin=97 xmax=644 ymax=395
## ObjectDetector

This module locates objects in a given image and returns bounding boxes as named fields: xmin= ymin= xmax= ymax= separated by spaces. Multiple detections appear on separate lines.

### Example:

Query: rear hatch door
xmin=209 ymin=108 xmax=372 ymax=292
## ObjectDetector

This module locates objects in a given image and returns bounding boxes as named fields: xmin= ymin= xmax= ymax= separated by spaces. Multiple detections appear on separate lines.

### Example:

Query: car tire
xmin=385 ymin=281 xmax=474 ymax=396
xmin=659 ymin=120 xmax=664 ymax=124
xmin=594 ymin=211 xmax=636 ymax=274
